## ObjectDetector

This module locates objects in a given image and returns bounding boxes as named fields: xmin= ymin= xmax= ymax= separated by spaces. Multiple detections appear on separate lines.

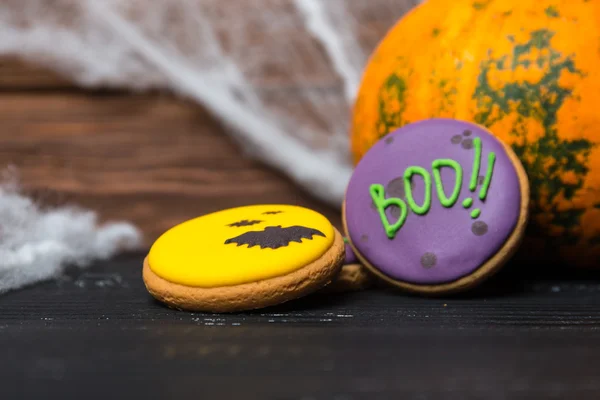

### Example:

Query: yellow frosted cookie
xmin=143 ymin=204 xmax=344 ymax=312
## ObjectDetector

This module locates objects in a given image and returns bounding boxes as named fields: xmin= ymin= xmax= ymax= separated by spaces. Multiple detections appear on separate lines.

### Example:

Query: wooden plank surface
xmin=0 ymin=0 xmax=421 ymax=243
xmin=0 ymin=59 xmax=340 ymax=244
xmin=0 ymin=57 xmax=72 ymax=90
xmin=2 ymin=253 xmax=600 ymax=399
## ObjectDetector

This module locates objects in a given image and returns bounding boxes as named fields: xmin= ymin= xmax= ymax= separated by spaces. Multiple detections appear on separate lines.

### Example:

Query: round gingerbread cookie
xmin=144 ymin=204 xmax=344 ymax=312
xmin=343 ymin=118 xmax=529 ymax=295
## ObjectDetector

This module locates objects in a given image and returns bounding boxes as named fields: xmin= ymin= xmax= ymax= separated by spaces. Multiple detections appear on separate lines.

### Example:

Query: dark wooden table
xmin=2 ymin=253 xmax=600 ymax=400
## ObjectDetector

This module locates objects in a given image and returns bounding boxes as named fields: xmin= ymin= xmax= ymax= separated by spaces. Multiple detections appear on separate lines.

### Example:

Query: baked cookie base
xmin=343 ymin=139 xmax=530 ymax=296
xmin=143 ymin=229 xmax=345 ymax=312
xmin=323 ymin=263 xmax=373 ymax=293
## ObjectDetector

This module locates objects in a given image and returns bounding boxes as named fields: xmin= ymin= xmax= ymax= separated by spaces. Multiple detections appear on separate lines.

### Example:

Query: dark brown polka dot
xmin=385 ymin=136 xmax=394 ymax=144
xmin=420 ymin=252 xmax=437 ymax=268
xmin=386 ymin=177 xmax=405 ymax=198
xmin=478 ymin=175 xmax=485 ymax=185
xmin=451 ymin=135 xmax=462 ymax=144
xmin=408 ymin=180 xmax=417 ymax=192
xmin=461 ymin=138 xmax=473 ymax=149
xmin=471 ymin=221 xmax=488 ymax=236
xmin=463 ymin=129 xmax=472 ymax=137
xmin=388 ymin=205 xmax=401 ymax=219
xmin=360 ymin=234 xmax=369 ymax=242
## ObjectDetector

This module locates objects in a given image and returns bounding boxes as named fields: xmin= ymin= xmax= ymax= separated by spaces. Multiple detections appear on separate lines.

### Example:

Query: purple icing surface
xmin=344 ymin=241 xmax=358 ymax=264
xmin=344 ymin=119 xmax=521 ymax=284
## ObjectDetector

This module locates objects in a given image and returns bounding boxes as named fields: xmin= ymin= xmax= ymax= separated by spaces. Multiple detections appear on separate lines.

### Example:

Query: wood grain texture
xmin=0 ymin=0 xmax=423 ymax=243
xmin=0 ymin=57 xmax=72 ymax=90
xmin=0 ymin=88 xmax=340 ymax=244
xmin=2 ymin=253 xmax=600 ymax=399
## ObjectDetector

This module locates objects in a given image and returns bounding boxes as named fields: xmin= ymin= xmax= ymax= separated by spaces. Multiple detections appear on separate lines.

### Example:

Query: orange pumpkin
xmin=351 ymin=0 xmax=600 ymax=268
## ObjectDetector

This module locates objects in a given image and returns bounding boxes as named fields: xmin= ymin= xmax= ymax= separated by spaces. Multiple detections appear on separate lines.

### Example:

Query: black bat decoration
xmin=227 ymin=219 xmax=263 ymax=227
xmin=224 ymin=225 xmax=326 ymax=249
xmin=262 ymin=211 xmax=283 ymax=215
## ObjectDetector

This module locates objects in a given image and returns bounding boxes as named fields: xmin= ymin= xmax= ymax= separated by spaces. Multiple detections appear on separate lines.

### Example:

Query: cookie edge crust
xmin=343 ymin=139 xmax=530 ymax=296
xmin=143 ymin=228 xmax=345 ymax=312
xmin=322 ymin=263 xmax=374 ymax=293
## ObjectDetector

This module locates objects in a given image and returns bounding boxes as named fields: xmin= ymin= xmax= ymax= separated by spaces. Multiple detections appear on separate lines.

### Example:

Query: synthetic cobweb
xmin=0 ymin=0 xmax=418 ymax=293
xmin=0 ymin=0 xmax=419 ymax=205
xmin=0 ymin=168 xmax=141 ymax=294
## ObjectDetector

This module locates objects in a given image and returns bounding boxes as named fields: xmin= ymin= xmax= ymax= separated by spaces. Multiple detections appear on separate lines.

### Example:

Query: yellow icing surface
xmin=148 ymin=204 xmax=335 ymax=287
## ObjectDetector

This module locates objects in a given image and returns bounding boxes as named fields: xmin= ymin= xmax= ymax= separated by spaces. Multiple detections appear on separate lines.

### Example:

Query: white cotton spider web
xmin=0 ymin=0 xmax=419 ymax=293
xmin=0 ymin=0 xmax=419 ymax=205
xmin=0 ymin=168 xmax=141 ymax=295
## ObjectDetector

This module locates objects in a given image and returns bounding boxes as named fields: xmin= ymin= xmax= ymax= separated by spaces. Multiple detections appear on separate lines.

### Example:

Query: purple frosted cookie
xmin=343 ymin=238 xmax=358 ymax=264
xmin=343 ymin=118 xmax=529 ymax=294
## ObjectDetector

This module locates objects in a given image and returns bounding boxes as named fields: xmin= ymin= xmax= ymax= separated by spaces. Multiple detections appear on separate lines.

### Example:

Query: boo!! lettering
xmin=369 ymin=136 xmax=496 ymax=240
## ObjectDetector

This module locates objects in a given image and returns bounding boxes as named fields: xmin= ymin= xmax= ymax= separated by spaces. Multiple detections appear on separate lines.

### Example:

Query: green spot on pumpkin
xmin=496 ymin=56 xmax=506 ymax=70
xmin=472 ymin=1 xmax=491 ymax=10
xmin=376 ymin=73 xmax=408 ymax=138
xmin=432 ymin=27 xmax=441 ymax=37
xmin=545 ymin=6 xmax=560 ymax=18
xmin=473 ymin=29 xmax=595 ymax=248
xmin=502 ymin=10 xmax=513 ymax=17
xmin=433 ymin=76 xmax=458 ymax=115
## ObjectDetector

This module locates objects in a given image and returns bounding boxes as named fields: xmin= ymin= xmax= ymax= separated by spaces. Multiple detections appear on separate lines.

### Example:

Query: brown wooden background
xmin=0 ymin=57 xmax=342 ymax=246
xmin=0 ymin=0 xmax=421 ymax=247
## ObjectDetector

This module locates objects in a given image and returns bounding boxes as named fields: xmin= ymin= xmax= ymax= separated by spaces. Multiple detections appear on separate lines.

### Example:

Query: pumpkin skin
xmin=351 ymin=0 xmax=600 ymax=268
